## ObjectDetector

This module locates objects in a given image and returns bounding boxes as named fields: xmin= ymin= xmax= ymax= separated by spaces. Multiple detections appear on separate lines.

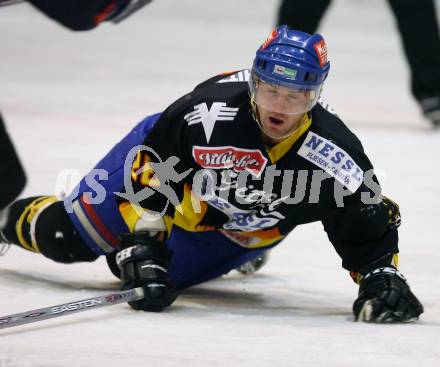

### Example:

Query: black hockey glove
xmin=353 ymin=267 xmax=423 ymax=323
xmin=116 ymin=233 xmax=177 ymax=312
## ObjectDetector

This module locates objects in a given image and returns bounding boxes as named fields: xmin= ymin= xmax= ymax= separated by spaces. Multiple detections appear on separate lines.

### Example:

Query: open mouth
xmin=268 ymin=116 xmax=284 ymax=126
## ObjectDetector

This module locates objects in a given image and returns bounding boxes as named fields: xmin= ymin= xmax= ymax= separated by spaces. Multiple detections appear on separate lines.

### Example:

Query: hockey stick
xmin=0 ymin=287 xmax=144 ymax=330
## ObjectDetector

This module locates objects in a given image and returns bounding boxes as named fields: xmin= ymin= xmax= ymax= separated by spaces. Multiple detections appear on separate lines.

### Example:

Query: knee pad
xmin=36 ymin=200 xmax=99 ymax=263
xmin=4 ymin=196 xmax=98 ymax=263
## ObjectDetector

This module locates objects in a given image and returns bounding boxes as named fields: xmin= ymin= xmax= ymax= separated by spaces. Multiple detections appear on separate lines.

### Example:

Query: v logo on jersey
xmin=184 ymin=102 xmax=239 ymax=143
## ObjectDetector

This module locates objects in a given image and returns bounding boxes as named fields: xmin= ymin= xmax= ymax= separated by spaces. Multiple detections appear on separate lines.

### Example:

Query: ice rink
xmin=1 ymin=0 xmax=440 ymax=366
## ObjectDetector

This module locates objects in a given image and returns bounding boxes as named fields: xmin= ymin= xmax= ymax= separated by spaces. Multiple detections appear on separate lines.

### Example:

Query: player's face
xmin=257 ymin=105 xmax=303 ymax=144
xmin=254 ymin=81 xmax=311 ymax=115
xmin=256 ymin=83 xmax=307 ymax=144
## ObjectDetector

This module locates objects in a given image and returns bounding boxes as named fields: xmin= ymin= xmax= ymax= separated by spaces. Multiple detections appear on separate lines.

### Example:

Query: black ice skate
xmin=420 ymin=96 xmax=440 ymax=127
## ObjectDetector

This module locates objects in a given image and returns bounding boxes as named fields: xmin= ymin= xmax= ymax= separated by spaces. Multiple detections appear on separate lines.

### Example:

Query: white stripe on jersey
xmin=217 ymin=70 xmax=250 ymax=83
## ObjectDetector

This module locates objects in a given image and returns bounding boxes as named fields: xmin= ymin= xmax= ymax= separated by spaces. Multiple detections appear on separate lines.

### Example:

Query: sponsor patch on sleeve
xmin=297 ymin=131 xmax=364 ymax=193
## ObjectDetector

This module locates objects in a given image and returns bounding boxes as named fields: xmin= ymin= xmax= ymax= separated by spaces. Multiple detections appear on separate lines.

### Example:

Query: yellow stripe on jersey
xmin=220 ymin=228 xmax=284 ymax=249
xmin=119 ymin=185 xmax=284 ymax=248
xmin=392 ymin=253 xmax=399 ymax=268
xmin=265 ymin=113 xmax=312 ymax=163
xmin=118 ymin=202 xmax=145 ymax=233
xmin=118 ymin=184 xmax=214 ymax=235
xmin=171 ymin=184 xmax=214 ymax=232
xmin=349 ymin=253 xmax=400 ymax=284
xmin=170 ymin=185 xmax=283 ymax=248
xmin=131 ymin=150 xmax=161 ymax=188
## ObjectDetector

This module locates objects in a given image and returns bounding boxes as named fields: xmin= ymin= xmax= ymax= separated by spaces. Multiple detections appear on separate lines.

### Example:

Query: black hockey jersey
xmin=126 ymin=70 xmax=399 ymax=272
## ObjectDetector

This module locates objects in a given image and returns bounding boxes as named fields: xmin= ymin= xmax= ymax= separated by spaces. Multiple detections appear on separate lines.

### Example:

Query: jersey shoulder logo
xmin=217 ymin=70 xmax=250 ymax=83
xmin=297 ymin=131 xmax=364 ymax=193
xmin=184 ymin=102 xmax=239 ymax=143
xmin=318 ymin=97 xmax=337 ymax=116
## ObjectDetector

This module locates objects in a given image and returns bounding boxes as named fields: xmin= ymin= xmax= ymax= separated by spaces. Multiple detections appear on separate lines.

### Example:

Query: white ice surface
xmin=1 ymin=1 xmax=440 ymax=366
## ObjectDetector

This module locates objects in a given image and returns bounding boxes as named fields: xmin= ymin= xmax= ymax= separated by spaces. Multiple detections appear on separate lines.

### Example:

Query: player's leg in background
xmin=27 ymin=0 xmax=152 ymax=31
xmin=0 ymin=112 xmax=26 ymax=210
xmin=277 ymin=0 xmax=331 ymax=33
xmin=27 ymin=0 xmax=122 ymax=30
xmin=386 ymin=0 xmax=440 ymax=126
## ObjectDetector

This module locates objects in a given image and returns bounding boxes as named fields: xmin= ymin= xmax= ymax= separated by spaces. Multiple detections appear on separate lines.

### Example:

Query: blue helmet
xmin=252 ymin=25 xmax=330 ymax=90
xmin=250 ymin=25 xmax=330 ymax=115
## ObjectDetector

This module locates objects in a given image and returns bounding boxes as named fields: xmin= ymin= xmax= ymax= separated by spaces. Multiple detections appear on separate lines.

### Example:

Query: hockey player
xmin=0 ymin=26 xmax=423 ymax=322
xmin=0 ymin=0 xmax=152 ymax=30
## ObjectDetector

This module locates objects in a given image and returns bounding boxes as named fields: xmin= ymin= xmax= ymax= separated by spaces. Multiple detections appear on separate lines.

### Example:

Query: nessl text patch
xmin=297 ymin=131 xmax=364 ymax=193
